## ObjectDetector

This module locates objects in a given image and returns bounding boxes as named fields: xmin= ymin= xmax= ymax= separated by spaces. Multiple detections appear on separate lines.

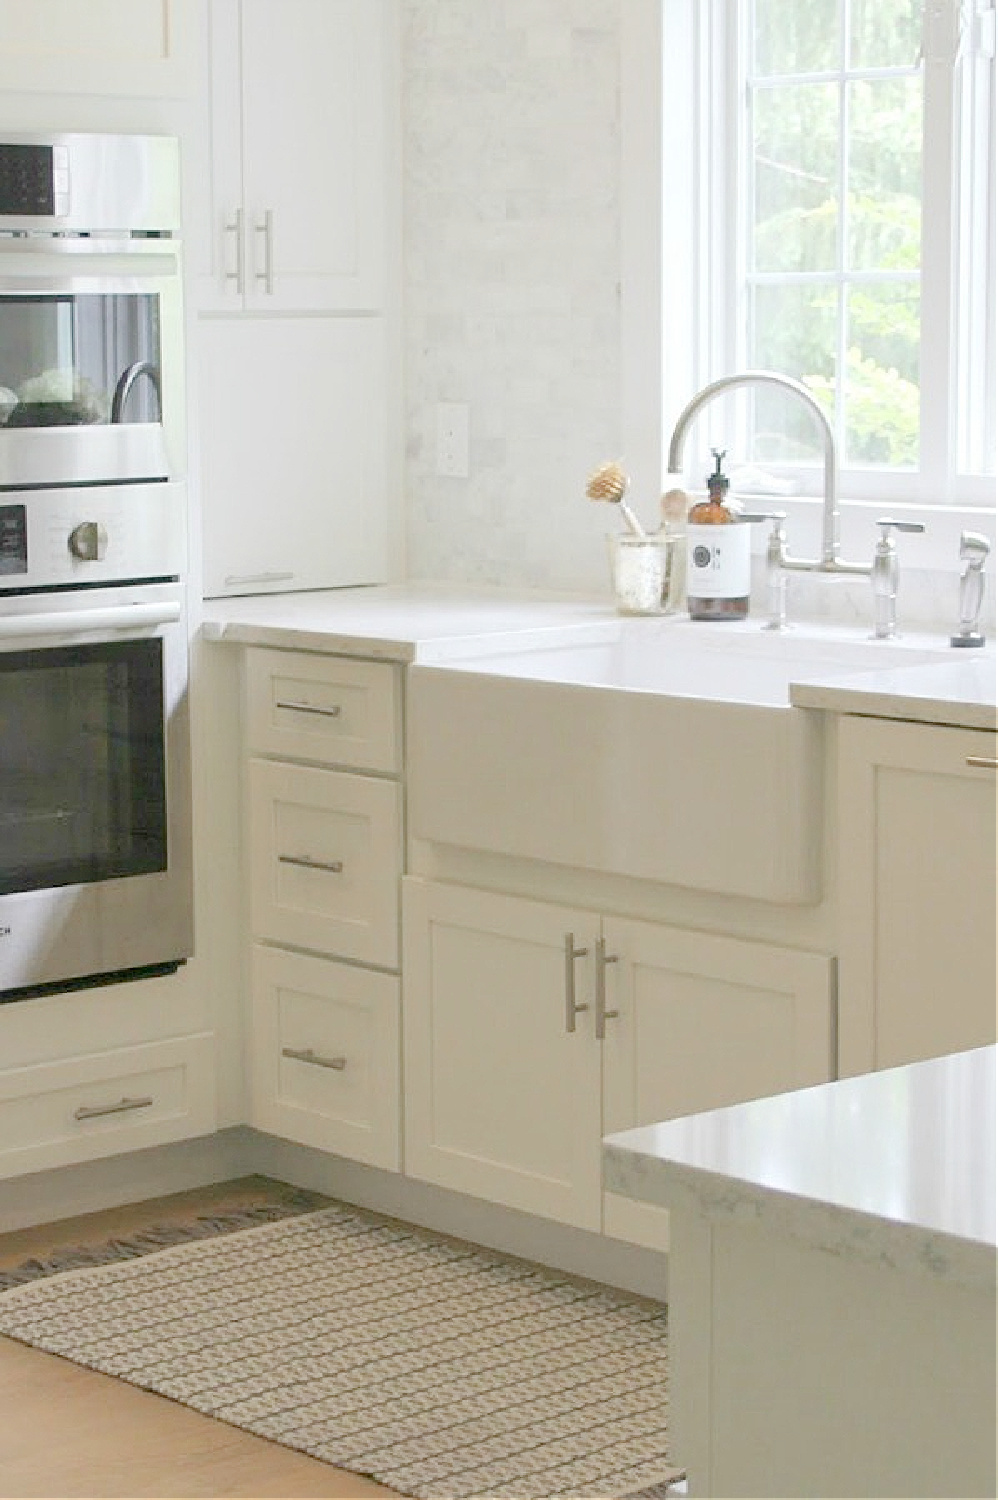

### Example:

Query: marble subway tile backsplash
xmin=402 ymin=0 xmax=624 ymax=592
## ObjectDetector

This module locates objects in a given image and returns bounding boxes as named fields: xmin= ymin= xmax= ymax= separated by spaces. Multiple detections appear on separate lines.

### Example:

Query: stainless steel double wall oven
xmin=0 ymin=133 xmax=193 ymax=1001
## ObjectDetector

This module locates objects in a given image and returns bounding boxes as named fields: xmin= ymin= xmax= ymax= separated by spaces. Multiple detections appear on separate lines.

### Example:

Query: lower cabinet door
xmin=601 ymin=916 xmax=834 ymax=1251
xmin=250 ymin=945 xmax=400 ymax=1170
xmin=402 ymin=878 xmax=603 ymax=1232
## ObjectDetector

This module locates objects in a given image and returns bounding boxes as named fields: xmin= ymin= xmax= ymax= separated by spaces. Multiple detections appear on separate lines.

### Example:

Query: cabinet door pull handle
xmin=966 ymin=756 xmax=998 ymax=770
xmin=278 ymin=854 xmax=344 ymax=874
xmin=73 ymin=1095 xmax=154 ymax=1122
xmin=595 ymin=936 xmax=620 ymax=1041
xmin=282 ymin=1046 xmax=347 ymax=1071
xmin=223 ymin=207 xmax=244 ymax=294
xmin=274 ymin=699 xmax=342 ymax=718
xmin=255 ymin=208 xmax=275 ymax=294
xmin=564 ymin=932 xmax=590 ymax=1032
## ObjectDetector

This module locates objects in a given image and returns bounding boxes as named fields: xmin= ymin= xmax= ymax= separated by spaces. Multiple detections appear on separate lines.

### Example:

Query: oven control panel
xmin=0 ymin=504 xmax=27 ymax=575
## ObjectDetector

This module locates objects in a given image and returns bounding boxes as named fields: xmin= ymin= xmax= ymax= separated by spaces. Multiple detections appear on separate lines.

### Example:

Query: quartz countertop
xmin=199 ymin=584 xmax=996 ymax=727
xmin=790 ymin=653 xmax=997 ymax=730
xmin=199 ymin=583 xmax=617 ymax=663
xmin=603 ymin=1044 xmax=997 ymax=1292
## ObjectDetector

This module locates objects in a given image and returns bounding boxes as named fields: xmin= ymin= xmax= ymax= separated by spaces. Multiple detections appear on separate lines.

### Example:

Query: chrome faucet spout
xmin=666 ymin=369 xmax=844 ymax=570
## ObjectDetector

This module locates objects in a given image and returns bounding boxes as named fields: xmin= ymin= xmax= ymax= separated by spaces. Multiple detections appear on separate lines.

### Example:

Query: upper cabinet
xmin=197 ymin=0 xmax=389 ymax=313
xmin=0 ymin=0 xmax=198 ymax=98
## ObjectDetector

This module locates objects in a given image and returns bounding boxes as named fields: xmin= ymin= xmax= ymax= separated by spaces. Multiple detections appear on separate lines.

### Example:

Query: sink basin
xmin=408 ymin=618 xmax=953 ymax=904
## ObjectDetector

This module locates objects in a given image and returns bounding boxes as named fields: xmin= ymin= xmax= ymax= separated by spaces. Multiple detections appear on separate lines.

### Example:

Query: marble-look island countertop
xmin=604 ymin=1044 xmax=997 ymax=1292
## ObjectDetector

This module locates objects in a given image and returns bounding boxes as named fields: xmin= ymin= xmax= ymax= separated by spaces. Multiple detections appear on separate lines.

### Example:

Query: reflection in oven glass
xmin=0 ymin=293 xmax=162 ymax=430
xmin=0 ymin=639 xmax=166 ymax=895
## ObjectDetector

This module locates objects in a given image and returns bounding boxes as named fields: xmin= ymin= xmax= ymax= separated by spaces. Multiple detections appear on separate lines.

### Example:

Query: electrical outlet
xmin=436 ymin=402 xmax=470 ymax=478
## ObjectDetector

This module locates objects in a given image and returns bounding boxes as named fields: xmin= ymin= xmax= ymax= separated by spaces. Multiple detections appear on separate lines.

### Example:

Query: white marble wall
xmin=402 ymin=0 xmax=625 ymax=591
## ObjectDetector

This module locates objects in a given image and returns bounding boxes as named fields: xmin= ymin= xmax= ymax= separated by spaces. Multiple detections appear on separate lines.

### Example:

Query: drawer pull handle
xmin=595 ymin=936 xmax=620 ymax=1041
xmin=274 ymin=699 xmax=342 ymax=718
xmin=278 ymin=854 xmax=344 ymax=874
xmin=73 ymin=1095 xmax=154 ymax=1122
xmin=564 ymin=932 xmax=589 ymax=1032
xmin=223 ymin=570 xmax=294 ymax=587
xmin=282 ymin=1046 xmax=347 ymax=1071
xmin=966 ymin=756 xmax=998 ymax=770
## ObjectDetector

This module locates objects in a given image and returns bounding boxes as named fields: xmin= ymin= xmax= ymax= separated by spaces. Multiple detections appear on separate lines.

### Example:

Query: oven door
xmin=0 ymin=581 xmax=192 ymax=998
xmin=0 ymin=237 xmax=184 ymax=489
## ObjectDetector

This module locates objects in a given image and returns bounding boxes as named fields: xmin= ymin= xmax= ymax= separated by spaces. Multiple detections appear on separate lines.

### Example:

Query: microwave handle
xmin=0 ymin=601 xmax=181 ymax=641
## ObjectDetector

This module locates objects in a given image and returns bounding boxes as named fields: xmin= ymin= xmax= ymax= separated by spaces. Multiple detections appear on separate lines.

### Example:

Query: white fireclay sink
xmin=408 ymin=618 xmax=952 ymax=904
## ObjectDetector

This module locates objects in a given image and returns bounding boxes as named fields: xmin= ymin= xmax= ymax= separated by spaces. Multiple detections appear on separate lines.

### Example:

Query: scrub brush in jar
xmin=586 ymin=460 xmax=647 ymax=537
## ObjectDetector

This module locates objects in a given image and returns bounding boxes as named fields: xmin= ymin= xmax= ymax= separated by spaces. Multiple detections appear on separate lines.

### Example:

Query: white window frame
xmin=621 ymin=0 xmax=997 ymax=572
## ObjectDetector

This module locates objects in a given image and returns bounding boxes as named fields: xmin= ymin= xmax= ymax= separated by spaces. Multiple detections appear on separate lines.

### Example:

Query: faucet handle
xmin=875 ymin=516 xmax=926 ymax=539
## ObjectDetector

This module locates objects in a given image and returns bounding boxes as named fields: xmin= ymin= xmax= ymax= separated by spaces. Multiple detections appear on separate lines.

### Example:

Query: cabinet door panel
xmin=838 ymin=718 xmax=997 ymax=1074
xmin=602 ymin=917 xmax=834 ymax=1250
xmin=239 ymin=0 xmax=385 ymax=311
xmin=198 ymin=316 xmax=389 ymax=598
xmin=0 ymin=0 xmax=196 ymax=96
xmin=403 ymin=879 xmax=602 ymax=1231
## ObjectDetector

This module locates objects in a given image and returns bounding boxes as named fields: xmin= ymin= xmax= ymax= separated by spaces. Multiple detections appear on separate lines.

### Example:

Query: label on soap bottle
xmin=686 ymin=522 xmax=751 ymax=601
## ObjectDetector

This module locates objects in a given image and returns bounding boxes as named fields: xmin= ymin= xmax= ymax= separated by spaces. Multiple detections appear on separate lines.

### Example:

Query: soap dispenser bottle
xmin=685 ymin=448 xmax=751 ymax=620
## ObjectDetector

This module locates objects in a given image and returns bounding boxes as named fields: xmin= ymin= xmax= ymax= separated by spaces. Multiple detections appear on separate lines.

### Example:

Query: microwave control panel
xmin=0 ymin=504 xmax=27 ymax=575
xmin=0 ymin=143 xmax=70 ymax=219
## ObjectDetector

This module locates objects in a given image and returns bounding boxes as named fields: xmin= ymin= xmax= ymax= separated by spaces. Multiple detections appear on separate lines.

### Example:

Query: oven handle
xmin=0 ymin=601 xmax=181 ymax=641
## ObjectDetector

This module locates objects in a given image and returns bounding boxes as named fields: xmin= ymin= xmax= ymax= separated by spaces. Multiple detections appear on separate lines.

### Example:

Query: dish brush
xmin=586 ymin=461 xmax=646 ymax=538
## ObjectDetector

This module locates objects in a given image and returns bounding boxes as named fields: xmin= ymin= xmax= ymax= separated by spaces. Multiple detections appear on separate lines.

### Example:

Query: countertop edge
xmin=602 ymin=1140 xmax=997 ymax=1293
xmin=790 ymin=678 xmax=998 ymax=730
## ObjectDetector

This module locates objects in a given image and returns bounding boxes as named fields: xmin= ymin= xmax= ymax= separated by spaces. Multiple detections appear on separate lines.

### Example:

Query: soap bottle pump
xmin=686 ymin=448 xmax=751 ymax=620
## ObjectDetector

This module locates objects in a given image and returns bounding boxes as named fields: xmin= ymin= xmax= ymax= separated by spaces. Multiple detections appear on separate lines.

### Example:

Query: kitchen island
xmin=604 ymin=1044 xmax=997 ymax=1498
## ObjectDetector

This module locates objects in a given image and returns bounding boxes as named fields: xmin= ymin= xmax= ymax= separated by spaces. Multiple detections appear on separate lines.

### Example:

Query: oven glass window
xmin=0 ymin=638 xmax=166 ymax=894
xmin=0 ymin=293 xmax=161 ymax=429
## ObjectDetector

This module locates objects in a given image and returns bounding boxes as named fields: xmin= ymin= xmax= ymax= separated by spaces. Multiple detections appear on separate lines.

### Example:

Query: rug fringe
xmin=0 ymin=1194 xmax=320 ymax=1291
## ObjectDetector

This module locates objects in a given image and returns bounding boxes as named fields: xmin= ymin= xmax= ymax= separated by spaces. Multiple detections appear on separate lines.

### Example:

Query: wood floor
xmin=0 ymin=1178 xmax=400 ymax=1498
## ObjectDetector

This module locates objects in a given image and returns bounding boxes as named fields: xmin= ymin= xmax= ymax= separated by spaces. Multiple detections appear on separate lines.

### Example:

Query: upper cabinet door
xmin=201 ymin=0 xmax=388 ymax=313
xmin=0 ymin=0 xmax=197 ymax=97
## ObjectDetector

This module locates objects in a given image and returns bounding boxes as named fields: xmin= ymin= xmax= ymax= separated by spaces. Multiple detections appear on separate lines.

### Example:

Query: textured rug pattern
xmin=0 ymin=1201 xmax=680 ymax=1499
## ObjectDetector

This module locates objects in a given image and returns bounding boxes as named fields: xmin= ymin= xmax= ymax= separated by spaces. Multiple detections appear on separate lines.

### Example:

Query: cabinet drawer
xmin=250 ymin=945 xmax=399 ymax=1170
xmin=244 ymin=648 xmax=400 ymax=772
xmin=248 ymin=759 xmax=401 ymax=967
xmin=0 ymin=1034 xmax=215 ymax=1181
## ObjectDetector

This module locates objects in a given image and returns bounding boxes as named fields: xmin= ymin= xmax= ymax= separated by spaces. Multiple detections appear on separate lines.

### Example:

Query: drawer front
xmin=244 ymin=648 xmax=400 ymax=772
xmin=0 ymin=1034 xmax=216 ymax=1180
xmin=250 ymin=946 xmax=400 ymax=1170
xmin=248 ymin=760 xmax=401 ymax=967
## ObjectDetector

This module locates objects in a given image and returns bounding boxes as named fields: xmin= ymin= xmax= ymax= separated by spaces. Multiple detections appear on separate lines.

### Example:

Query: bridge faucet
xmin=666 ymin=370 xmax=871 ymax=580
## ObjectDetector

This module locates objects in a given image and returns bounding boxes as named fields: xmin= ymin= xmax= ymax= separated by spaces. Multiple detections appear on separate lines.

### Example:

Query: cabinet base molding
xmin=0 ymin=1129 xmax=670 ymax=1303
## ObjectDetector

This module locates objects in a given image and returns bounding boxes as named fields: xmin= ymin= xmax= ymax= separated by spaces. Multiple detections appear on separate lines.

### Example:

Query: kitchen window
xmin=622 ymin=0 xmax=996 ymax=544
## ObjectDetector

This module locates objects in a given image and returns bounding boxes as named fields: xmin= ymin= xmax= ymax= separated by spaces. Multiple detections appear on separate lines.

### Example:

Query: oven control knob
xmin=68 ymin=521 xmax=109 ymax=562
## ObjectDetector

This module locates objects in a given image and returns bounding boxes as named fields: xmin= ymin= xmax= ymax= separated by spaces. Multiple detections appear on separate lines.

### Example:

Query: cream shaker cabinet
xmin=198 ymin=0 xmax=388 ymax=313
xmin=403 ymin=877 xmax=834 ymax=1245
xmin=244 ymin=647 xmax=403 ymax=1170
xmin=837 ymin=716 xmax=997 ymax=1076
xmin=0 ymin=0 xmax=197 ymax=97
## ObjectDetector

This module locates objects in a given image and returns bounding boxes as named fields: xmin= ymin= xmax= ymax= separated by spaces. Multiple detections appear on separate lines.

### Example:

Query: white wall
xmin=401 ymin=0 xmax=630 ymax=591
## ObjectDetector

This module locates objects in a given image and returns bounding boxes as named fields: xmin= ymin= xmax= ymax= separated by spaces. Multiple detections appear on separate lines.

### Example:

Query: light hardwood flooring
xmin=0 ymin=1177 xmax=400 ymax=1499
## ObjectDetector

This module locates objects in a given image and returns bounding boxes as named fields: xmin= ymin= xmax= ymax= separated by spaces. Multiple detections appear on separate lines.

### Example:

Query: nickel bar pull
xmin=282 ymin=1047 xmax=347 ymax=1071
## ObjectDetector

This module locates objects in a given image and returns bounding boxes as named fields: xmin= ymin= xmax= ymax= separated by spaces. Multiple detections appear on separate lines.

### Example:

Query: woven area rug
xmin=0 ymin=1199 xmax=682 ymax=1499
